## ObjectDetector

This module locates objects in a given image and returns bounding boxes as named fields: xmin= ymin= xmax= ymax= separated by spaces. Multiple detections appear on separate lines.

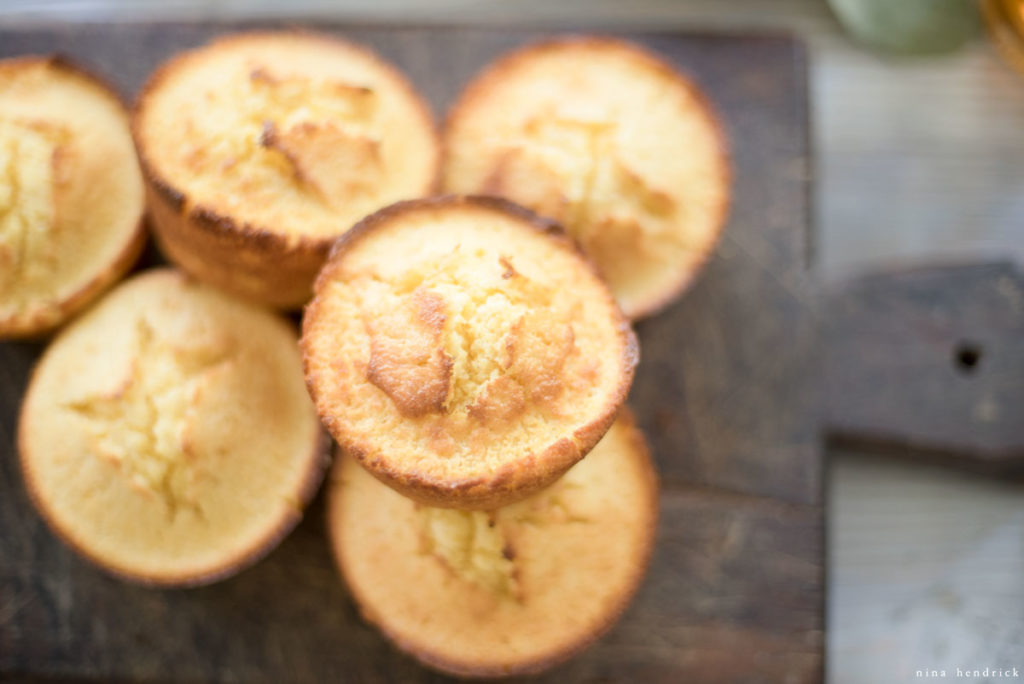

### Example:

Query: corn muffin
xmin=328 ymin=412 xmax=658 ymax=677
xmin=133 ymin=31 xmax=440 ymax=308
xmin=19 ymin=269 xmax=327 ymax=586
xmin=302 ymin=196 xmax=637 ymax=509
xmin=0 ymin=56 xmax=144 ymax=338
xmin=443 ymin=36 xmax=730 ymax=319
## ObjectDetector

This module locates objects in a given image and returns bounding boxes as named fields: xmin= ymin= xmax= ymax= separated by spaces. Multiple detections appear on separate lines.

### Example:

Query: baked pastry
xmin=302 ymin=196 xmax=637 ymax=509
xmin=0 ymin=56 xmax=144 ymax=337
xmin=328 ymin=411 xmax=658 ymax=677
xmin=133 ymin=31 xmax=440 ymax=308
xmin=19 ymin=269 xmax=326 ymax=586
xmin=443 ymin=36 xmax=730 ymax=319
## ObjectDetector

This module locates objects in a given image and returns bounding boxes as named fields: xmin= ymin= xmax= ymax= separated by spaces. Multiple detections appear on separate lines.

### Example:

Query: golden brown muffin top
xmin=0 ymin=56 xmax=143 ymax=336
xmin=19 ymin=269 xmax=325 ymax=586
xmin=134 ymin=31 xmax=439 ymax=244
xmin=328 ymin=412 xmax=658 ymax=677
xmin=443 ymin=36 xmax=730 ymax=319
xmin=302 ymin=196 xmax=637 ymax=509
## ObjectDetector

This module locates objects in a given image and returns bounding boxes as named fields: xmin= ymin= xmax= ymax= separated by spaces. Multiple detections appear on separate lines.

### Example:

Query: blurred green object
xmin=828 ymin=0 xmax=983 ymax=54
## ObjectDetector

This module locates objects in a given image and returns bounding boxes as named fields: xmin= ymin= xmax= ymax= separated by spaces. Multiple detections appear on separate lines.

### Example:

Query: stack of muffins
xmin=4 ymin=31 xmax=728 ymax=677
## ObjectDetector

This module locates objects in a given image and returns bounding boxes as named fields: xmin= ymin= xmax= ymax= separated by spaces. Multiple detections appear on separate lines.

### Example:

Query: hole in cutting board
xmin=953 ymin=341 xmax=983 ymax=374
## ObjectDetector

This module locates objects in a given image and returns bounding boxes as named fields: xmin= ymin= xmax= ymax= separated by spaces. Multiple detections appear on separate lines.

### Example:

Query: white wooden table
xmin=3 ymin=1 xmax=1023 ymax=682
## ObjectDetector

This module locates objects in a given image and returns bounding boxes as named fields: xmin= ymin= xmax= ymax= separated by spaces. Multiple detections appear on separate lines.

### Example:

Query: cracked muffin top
xmin=134 ymin=31 xmax=439 ymax=243
xmin=443 ymin=36 xmax=730 ymax=319
xmin=0 ymin=56 xmax=144 ymax=337
xmin=328 ymin=412 xmax=658 ymax=677
xmin=301 ymin=196 xmax=637 ymax=509
xmin=19 ymin=269 xmax=325 ymax=586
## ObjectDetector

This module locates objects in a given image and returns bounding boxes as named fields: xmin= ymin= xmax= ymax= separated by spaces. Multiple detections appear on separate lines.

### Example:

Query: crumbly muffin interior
xmin=359 ymin=248 xmax=577 ymax=420
xmin=0 ymin=118 xmax=65 ymax=303
xmin=138 ymin=34 xmax=437 ymax=241
xmin=65 ymin=317 xmax=234 ymax=516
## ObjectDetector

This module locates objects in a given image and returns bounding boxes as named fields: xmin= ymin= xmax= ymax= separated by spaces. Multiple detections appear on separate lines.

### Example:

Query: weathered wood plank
xmin=825 ymin=262 xmax=1024 ymax=475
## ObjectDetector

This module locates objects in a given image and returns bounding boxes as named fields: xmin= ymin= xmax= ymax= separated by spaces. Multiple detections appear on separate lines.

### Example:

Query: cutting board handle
xmin=824 ymin=261 xmax=1024 ymax=476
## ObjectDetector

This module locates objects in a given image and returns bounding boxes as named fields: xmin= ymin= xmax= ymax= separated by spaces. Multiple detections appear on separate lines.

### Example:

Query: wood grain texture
xmin=826 ymin=262 xmax=1024 ymax=475
xmin=0 ymin=24 xmax=820 ymax=682
xmin=827 ymin=451 xmax=1024 ymax=684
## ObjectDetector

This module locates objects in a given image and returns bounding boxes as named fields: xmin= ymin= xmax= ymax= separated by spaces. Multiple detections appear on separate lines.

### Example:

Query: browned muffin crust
xmin=302 ymin=195 xmax=638 ymax=510
xmin=133 ymin=31 xmax=441 ymax=309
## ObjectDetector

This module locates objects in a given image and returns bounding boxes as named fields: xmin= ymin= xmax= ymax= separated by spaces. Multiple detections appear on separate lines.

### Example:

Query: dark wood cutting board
xmin=0 ymin=24 xmax=820 ymax=683
xmin=825 ymin=261 xmax=1024 ymax=476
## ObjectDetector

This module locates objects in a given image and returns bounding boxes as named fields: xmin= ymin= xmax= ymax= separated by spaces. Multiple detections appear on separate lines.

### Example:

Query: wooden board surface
xmin=0 ymin=23 xmax=820 ymax=683
xmin=825 ymin=261 xmax=1024 ymax=476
